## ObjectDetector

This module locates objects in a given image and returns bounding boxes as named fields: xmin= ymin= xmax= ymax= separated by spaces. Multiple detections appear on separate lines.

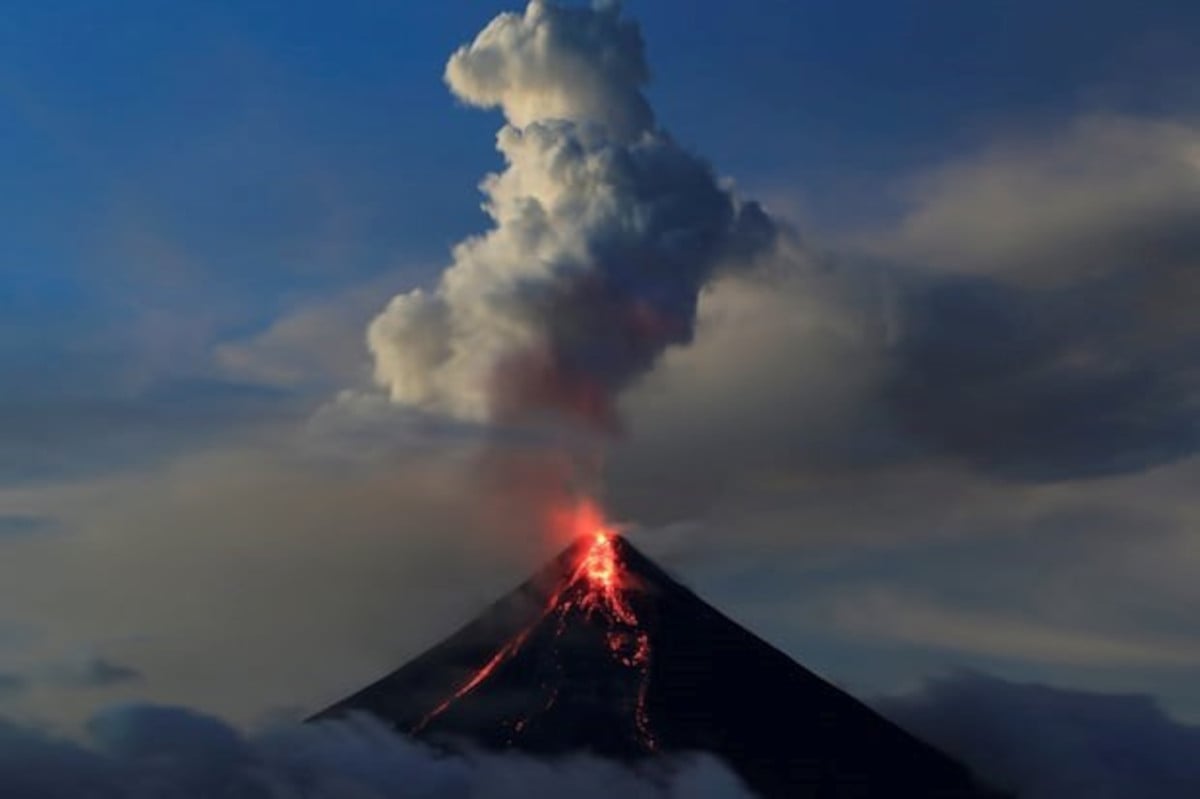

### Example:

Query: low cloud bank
xmin=0 ymin=705 xmax=752 ymax=798
xmin=878 ymin=672 xmax=1200 ymax=799
xmin=3 ymin=671 xmax=1199 ymax=797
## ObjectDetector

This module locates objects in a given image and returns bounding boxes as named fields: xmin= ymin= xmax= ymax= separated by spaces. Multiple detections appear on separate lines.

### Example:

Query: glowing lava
xmin=413 ymin=499 xmax=656 ymax=750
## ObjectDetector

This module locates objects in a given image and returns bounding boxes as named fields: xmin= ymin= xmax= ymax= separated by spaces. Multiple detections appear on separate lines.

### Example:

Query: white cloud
xmin=214 ymin=284 xmax=390 ymax=391
xmin=445 ymin=0 xmax=654 ymax=140
xmin=876 ymin=115 xmax=1200 ymax=290
xmin=828 ymin=587 xmax=1200 ymax=667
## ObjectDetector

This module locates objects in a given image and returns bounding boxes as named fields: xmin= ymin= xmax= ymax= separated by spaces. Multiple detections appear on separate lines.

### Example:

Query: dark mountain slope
xmin=315 ymin=536 xmax=1002 ymax=798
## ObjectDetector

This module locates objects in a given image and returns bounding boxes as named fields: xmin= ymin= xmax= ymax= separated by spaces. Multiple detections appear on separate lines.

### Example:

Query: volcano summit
xmin=315 ymin=527 xmax=1000 ymax=798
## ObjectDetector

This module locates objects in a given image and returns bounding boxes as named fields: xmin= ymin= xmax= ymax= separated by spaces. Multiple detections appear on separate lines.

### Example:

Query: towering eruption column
xmin=367 ymin=0 xmax=775 ymax=748
xmin=367 ymin=0 xmax=775 ymax=433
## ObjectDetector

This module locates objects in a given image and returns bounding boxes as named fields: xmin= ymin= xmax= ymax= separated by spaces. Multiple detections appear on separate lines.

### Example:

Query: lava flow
xmin=413 ymin=499 xmax=656 ymax=750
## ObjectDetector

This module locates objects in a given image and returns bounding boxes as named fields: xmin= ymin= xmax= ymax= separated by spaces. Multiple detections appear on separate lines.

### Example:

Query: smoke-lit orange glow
xmin=572 ymin=509 xmax=640 ymax=631
xmin=414 ymin=497 xmax=656 ymax=750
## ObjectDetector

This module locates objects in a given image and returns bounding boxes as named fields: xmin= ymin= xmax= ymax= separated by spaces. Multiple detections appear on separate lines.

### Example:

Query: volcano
xmin=314 ymin=532 xmax=1000 ymax=798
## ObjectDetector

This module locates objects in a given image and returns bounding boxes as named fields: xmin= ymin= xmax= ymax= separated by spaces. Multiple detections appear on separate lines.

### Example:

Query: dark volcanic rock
xmin=314 ymin=537 xmax=1002 ymax=798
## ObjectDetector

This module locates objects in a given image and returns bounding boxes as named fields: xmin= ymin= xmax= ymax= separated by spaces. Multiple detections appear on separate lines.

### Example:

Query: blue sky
xmin=6 ymin=0 xmax=1195 ymax=333
xmin=5 ymin=0 xmax=1193 ymax=418
xmin=2 ymin=0 xmax=1200 ymax=757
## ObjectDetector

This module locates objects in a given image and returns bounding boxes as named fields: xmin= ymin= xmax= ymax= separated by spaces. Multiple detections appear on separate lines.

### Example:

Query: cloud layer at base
xmin=3 ymin=673 xmax=1198 ymax=799
xmin=0 ymin=706 xmax=752 ymax=799
xmin=878 ymin=671 xmax=1200 ymax=799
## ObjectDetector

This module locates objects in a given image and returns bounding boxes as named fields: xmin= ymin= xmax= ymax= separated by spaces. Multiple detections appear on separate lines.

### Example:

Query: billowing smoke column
xmin=368 ymin=0 xmax=774 ymax=431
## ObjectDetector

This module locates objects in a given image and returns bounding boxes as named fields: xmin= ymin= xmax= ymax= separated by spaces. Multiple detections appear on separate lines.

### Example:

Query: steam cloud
xmin=368 ymin=0 xmax=774 ymax=430
xmin=0 ymin=707 xmax=752 ymax=798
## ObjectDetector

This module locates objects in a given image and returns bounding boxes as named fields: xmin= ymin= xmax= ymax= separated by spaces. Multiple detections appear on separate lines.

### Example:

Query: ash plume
xmin=368 ymin=0 xmax=775 ymax=431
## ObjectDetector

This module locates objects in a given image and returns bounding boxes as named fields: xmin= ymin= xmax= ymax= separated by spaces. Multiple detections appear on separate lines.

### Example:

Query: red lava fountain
xmin=413 ymin=498 xmax=656 ymax=750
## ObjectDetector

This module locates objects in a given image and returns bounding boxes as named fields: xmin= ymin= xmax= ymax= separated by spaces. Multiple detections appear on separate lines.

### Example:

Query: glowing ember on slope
xmin=413 ymin=499 xmax=656 ymax=750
